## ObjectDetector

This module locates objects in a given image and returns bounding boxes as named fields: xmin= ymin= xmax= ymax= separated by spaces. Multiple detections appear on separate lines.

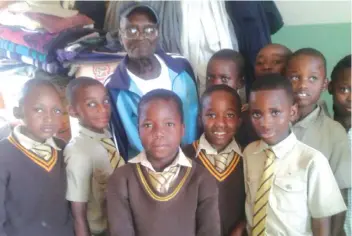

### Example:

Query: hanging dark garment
xmin=225 ymin=1 xmax=283 ymax=95
xmin=75 ymin=1 xmax=106 ymax=30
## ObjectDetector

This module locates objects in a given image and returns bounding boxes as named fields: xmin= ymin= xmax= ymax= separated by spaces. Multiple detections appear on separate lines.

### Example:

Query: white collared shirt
xmin=129 ymin=148 xmax=192 ymax=172
xmin=243 ymin=132 xmax=346 ymax=236
xmin=13 ymin=125 xmax=60 ymax=150
xmin=129 ymin=148 xmax=192 ymax=192
xmin=197 ymin=134 xmax=242 ymax=166
xmin=292 ymin=105 xmax=351 ymax=189
xmin=64 ymin=124 xmax=124 ymax=234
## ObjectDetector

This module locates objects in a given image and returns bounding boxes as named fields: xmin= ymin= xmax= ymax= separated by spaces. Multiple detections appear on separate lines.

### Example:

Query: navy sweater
xmin=0 ymin=138 xmax=74 ymax=236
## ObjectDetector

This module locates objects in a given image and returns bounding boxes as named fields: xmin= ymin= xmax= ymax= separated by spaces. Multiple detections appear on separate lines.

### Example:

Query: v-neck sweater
xmin=107 ymin=161 xmax=221 ymax=236
xmin=0 ymin=138 xmax=74 ymax=236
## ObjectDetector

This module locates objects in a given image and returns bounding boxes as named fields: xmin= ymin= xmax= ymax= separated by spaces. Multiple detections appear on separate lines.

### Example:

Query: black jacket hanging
xmin=225 ymin=1 xmax=283 ymax=95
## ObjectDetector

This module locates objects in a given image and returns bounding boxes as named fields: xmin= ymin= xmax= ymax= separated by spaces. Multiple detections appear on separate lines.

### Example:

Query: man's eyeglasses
xmin=120 ymin=25 xmax=158 ymax=40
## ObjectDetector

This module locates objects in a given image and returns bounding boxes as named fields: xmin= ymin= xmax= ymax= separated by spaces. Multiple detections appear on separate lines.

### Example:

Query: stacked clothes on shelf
xmin=0 ymin=1 xmax=124 ymax=76
xmin=0 ymin=1 xmax=125 ymax=141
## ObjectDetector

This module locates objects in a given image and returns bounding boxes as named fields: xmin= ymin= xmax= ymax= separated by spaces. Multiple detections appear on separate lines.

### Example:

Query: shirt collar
xmin=294 ymin=105 xmax=322 ymax=128
xmin=253 ymin=132 xmax=297 ymax=159
xmin=129 ymin=148 xmax=192 ymax=172
xmin=13 ymin=125 xmax=61 ymax=151
xmin=77 ymin=124 xmax=111 ymax=140
xmin=198 ymin=133 xmax=243 ymax=156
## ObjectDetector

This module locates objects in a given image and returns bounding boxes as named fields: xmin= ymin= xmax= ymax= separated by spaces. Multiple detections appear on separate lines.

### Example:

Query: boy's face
xmin=255 ymin=45 xmax=289 ymax=77
xmin=286 ymin=55 xmax=327 ymax=109
xmin=331 ymin=68 xmax=351 ymax=116
xmin=139 ymin=99 xmax=184 ymax=162
xmin=69 ymin=84 xmax=111 ymax=133
xmin=20 ymin=85 xmax=63 ymax=143
xmin=206 ymin=59 xmax=243 ymax=90
xmin=201 ymin=91 xmax=242 ymax=152
xmin=249 ymin=89 xmax=297 ymax=145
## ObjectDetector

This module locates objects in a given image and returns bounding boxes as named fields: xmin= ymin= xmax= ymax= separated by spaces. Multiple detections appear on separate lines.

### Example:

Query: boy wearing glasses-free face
xmin=105 ymin=3 xmax=199 ymax=160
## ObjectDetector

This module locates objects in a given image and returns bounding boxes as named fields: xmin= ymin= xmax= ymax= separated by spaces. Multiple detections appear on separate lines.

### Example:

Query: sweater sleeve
xmin=107 ymin=169 xmax=135 ymax=236
xmin=0 ymin=163 xmax=8 ymax=236
xmin=196 ymin=170 xmax=221 ymax=236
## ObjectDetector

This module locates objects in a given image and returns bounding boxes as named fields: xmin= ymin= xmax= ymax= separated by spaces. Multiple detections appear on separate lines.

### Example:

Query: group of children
xmin=0 ymin=41 xmax=350 ymax=236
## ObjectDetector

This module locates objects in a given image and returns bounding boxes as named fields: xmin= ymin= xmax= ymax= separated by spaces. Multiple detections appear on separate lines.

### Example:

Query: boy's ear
xmin=322 ymin=77 xmax=329 ymax=91
xmin=13 ymin=106 xmax=23 ymax=119
xmin=181 ymin=123 xmax=185 ymax=139
xmin=237 ymin=116 xmax=243 ymax=130
xmin=289 ymin=102 xmax=299 ymax=123
xmin=67 ymin=105 xmax=79 ymax=118
xmin=197 ymin=113 xmax=203 ymax=131
xmin=237 ymin=76 xmax=245 ymax=89
xmin=327 ymin=81 xmax=333 ymax=94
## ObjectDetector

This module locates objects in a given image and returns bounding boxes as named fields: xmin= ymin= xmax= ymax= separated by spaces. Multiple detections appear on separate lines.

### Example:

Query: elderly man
xmin=105 ymin=3 xmax=199 ymax=160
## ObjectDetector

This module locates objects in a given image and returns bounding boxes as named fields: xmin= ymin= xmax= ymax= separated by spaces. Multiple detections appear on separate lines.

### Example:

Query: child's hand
xmin=230 ymin=229 xmax=244 ymax=236
xmin=230 ymin=221 xmax=247 ymax=236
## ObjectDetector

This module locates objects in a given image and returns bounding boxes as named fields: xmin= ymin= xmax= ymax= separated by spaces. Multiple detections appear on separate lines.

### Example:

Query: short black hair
xmin=18 ymin=79 xmax=59 ymax=107
xmin=200 ymin=84 xmax=242 ymax=113
xmin=138 ymin=89 xmax=184 ymax=123
xmin=66 ymin=77 xmax=104 ymax=105
xmin=260 ymin=43 xmax=292 ymax=55
xmin=288 ymin=47 xmax=327 ymax=74
xmin=251 ymin=73 xmax=294 ymax=104
xmin=331 ymin=54 xmax=351 ymax=83
xmin=208 ymin=49 xmax=245 ymax=78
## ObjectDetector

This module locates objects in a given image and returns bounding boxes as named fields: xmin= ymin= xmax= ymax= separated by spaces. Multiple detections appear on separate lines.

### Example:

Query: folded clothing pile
xmin=0 ymin=0 xmax=121 ymax=75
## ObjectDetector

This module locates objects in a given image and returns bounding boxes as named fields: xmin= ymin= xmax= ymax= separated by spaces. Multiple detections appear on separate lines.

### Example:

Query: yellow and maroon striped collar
xmin=196 ymin=134 xmax=242 ymax=157
xmin=8 ymin=134 xmax=58 ymax=172
xmin=192 ymin=140 xmax=241 ymax=182
xmin=13 ymin=125 xmax=60 ymax=151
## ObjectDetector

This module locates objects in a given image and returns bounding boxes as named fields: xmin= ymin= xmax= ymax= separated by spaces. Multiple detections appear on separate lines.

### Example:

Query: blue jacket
xmin=105 ymin=50 xmax=199 ymax=160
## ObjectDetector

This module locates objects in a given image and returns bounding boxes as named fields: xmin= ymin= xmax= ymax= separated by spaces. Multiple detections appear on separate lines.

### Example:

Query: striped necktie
xmin=148 ymin=166 xmax=179 ymax=194
xmin=100 ymin=138 xmax=120 ymax=169
xmin=252 ymin=149 xmax=276 ymax=236
xmin=32 ymin=143 xmax=53 ymax=161
xmin=213 ymin=151 xmax=233 ymax=172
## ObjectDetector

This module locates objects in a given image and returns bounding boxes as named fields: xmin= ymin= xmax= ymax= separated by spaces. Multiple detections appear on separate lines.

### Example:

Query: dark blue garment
xmin=74 ymin=1 xmax=106 ymax=30
xmin=225 ymin=1 xmax=283 ymax=96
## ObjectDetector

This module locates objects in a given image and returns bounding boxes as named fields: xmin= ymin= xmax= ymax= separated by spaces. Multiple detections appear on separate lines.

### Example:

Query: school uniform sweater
xmin=107 ymin=161 xmax=221 ymax=236
xmin=183 ymin=141 xmax=246 ymax=236
xmin=0 ymin=137 xmax=74 ymax=236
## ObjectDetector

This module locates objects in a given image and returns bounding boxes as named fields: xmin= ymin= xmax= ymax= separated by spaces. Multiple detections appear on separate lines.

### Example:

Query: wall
xmin=272 ymin=1 xmax=351 ymax=115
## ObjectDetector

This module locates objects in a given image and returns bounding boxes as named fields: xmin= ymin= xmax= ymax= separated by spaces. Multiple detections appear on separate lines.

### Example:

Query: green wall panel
xmin=272 ymin=23 xmax=351 ymax=115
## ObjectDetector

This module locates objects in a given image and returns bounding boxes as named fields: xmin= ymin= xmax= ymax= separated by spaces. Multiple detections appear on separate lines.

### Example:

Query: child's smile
xmin=202 ymin=89 xmax=241 ymax=152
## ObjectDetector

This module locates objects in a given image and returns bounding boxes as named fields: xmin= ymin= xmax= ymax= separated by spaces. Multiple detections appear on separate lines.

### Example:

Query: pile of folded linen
xmin=0 ymin=0 xmax=123 ymax=76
